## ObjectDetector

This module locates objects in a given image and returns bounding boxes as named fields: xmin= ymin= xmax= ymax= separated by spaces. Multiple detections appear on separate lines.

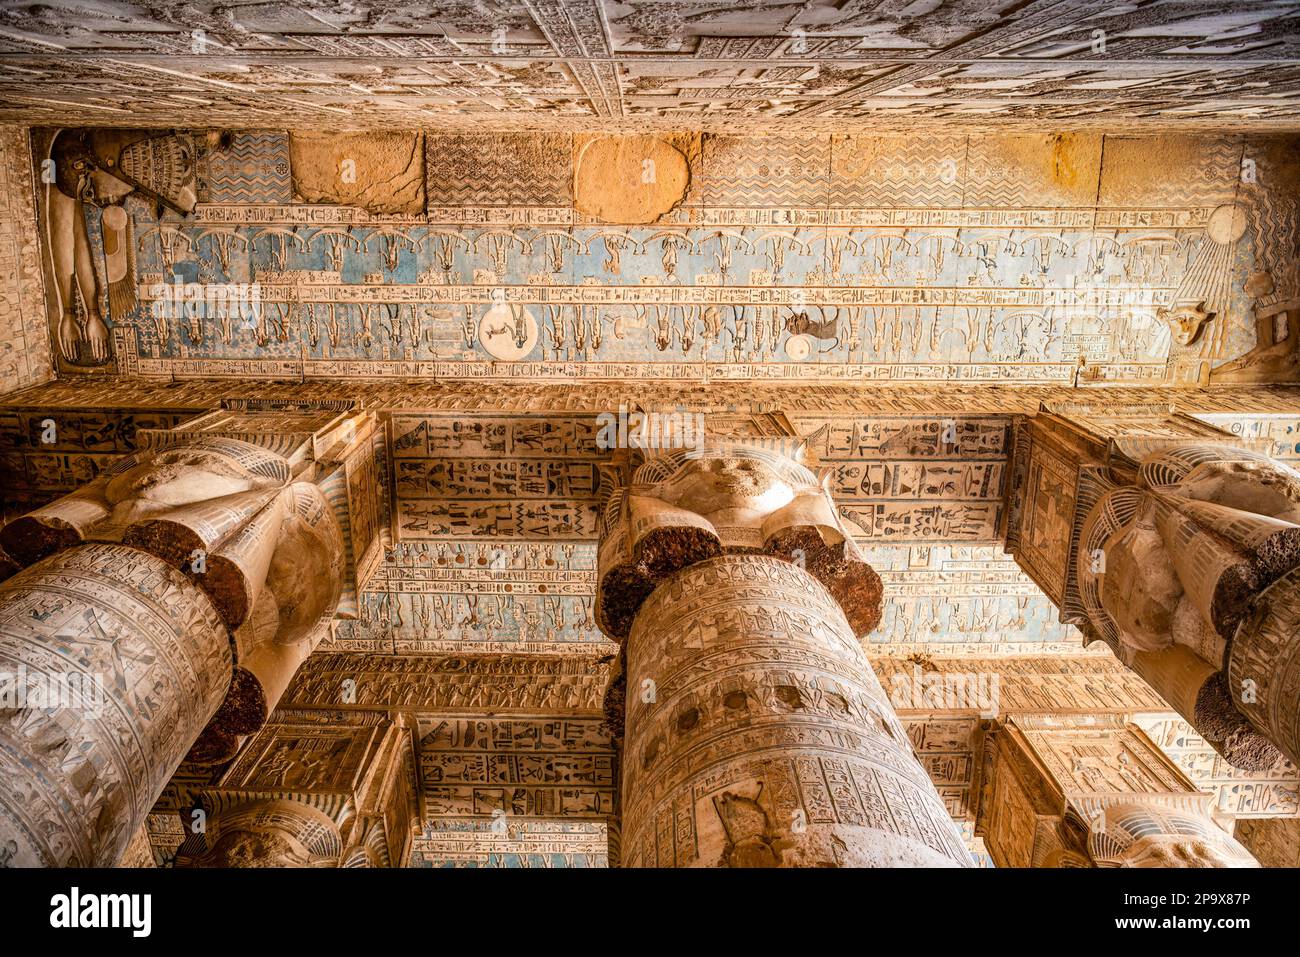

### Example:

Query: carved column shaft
xmin=622 ymin=555 xmax=968 ymax=867
xmin=1229 ymin=565 xmax=1300 ymax=764
xmin=0 ymin=545 xmax=231 ymax=866
xmin=597 ymin=441 xmax=973 ymax=867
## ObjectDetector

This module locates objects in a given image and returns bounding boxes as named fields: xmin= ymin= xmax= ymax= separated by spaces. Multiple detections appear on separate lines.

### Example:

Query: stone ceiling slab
xmin=0 ymin=1 xmax=1296 ymax=129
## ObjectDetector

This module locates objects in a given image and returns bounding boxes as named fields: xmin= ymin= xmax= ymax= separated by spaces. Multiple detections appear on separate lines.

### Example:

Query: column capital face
xmin=1083 ymin=802 xmax=1259 ymax=869
xmin=1074 ymin=442 xmax=1300 ymax=769
xmin=979 ymin=716 xmax=1258 ymax=868
xmin=2 ymin=402 xmax=381 ymax=618
xmin=175 ymin=797 xmax=345 ymax=868
xmin=174 ymin=710 xmax=415 ymax=867
xmin=596 ymin=442 xmax=882 ymax=641
xmin=0 ymin=433 xmax=350 ymax=764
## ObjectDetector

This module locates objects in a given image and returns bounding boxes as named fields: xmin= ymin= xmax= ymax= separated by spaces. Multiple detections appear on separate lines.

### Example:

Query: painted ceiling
xmin=0 ymin=1 xmax=1298 ymax=129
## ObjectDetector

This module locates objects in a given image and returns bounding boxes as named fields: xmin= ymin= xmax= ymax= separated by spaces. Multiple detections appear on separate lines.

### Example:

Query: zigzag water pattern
xmin=830 ymin=135 xmax=967 ymax=206
xmin=963 ymin=137 xmax=1102 ymax=207
xmin=1159 ymin=139 xmax=1242 ymax=207
xmin=201 ymin=132 xmax=292 ymax=204
xmin=700 ymin=135 xmax=831 ymax=207
xmin=426 ymin=133 xmax=573 ymax=206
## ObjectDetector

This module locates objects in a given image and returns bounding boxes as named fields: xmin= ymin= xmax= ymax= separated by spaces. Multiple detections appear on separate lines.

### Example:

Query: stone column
xmin=597 ymin=443 xmax=970 ymax=867
xmin=0 ymin=544 xmax=230 ymax=866
xmin=1226 ymin=565 xmax=1300 ymax=766
xmin=1004 ymin=405 xmax=1300 ymax=769
xmin=1235 ymin=817 xmax=1300 ymax=867
xmin=976 ymin=716 xmax=1258 ymax=868
xmin=0 ymin=430 xmax=349 ymax=866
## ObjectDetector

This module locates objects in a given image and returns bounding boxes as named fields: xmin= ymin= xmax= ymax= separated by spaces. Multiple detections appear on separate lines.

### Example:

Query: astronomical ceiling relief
xmin=25 ymin=126 xmax=1300 ymax=389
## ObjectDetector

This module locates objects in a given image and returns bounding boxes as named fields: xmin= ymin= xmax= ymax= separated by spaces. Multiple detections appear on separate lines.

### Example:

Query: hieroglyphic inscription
xmin=0 ymin=405 xmax=200 ymax=509
xmin=865 ymin=546 xmax=1082 ymax=654
xmin=219 ymin=723 xmax=380 ymax=794
xmin=874 ymin=655 xmax=1169 ymax=715
xmin=0 ymin=127 xmax=51 ymax=396
xmin=1136 ymin=715 xmax=1300 ymax=819
xmin=282 ymin=653 xmax=609 ymax=713
xmin=25 ymin=122 xmax=1297 ymax=387
xmin=903 ymin=716 xmax=986 ymax=820
xmin=797 ymin=413 xmax=1011 ymax=542
xmin=419 ymin=716 xmax=614 ymax=822
xmin=391 ymin=413 xmax=606 ymax=543
xmin=410 ymin=821 xmax=608 ymax=868
xmin=1016 ymin=437 xmax=1079 ymax=603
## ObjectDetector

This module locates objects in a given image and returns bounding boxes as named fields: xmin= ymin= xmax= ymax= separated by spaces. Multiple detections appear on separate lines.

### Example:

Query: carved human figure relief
xmin=40 ymin=129 xmax=196 ymax=367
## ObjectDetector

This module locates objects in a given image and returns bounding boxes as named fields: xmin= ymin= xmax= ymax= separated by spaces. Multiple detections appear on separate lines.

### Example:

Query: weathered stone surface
xmin=1088 ymin=803 xmax=1259 ymax=868
xmin=0 ymin=128 xmax=52 ymax=396
xmin=290 ymin=132 xmax=425 ymax=215
xmin=965 ymin=133 xmax=1103 ymax=207
xmin=599 ymin=442 xmax=962 ymax=867
xmin=6 ymin=65 xmax=1300 ymax=875
xmin=176 ymin=798 xmax=343 ymax=867
xmin=1006 ymin=408 xmax=1300 ymax=771
xmin=573 ymin=135 xmax=689 ymax=224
